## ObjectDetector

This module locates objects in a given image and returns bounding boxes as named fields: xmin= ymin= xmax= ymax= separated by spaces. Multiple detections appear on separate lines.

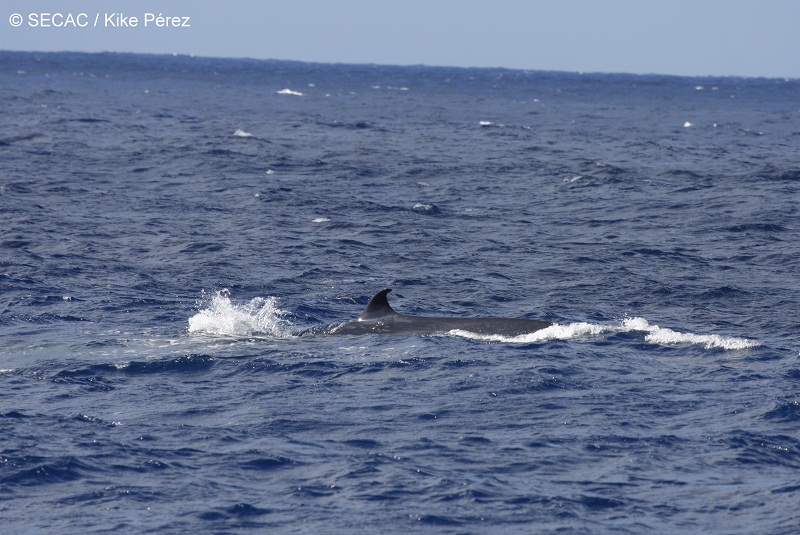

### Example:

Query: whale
xmin=325 ymin=288 xmax=552 ymax=336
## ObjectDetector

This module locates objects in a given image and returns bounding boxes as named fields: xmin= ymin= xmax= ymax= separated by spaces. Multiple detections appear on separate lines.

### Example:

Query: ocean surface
xmin=1 ymin=51 xmax=799 ymax=534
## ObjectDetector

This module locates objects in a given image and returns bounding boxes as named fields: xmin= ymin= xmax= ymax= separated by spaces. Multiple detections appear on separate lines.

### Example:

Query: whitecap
xmin=188 ymin=290 xmax=293 ymax=338
xmin=276 ymin=88 xmax=303 ymax=96
xmin=312 ymin=217 xmax=331 ymax=223
xmin=233 ymin=129 xmax=253 ymax=137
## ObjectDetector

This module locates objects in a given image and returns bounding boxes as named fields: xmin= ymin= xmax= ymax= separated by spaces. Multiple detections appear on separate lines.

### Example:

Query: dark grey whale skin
xmin=324 ymin=289 xmax=552 ymax=336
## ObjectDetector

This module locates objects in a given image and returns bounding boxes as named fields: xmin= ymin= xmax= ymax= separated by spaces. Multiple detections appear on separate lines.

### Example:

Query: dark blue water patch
xmin=59 ymin=487 xmax=121 ymax=506
xmin=283 ymin=360 xmax=347 ymax=379
xmin=784 ymin=369 xmax=800 ymax=380
xmin=698 ymin=286 xmax=752 ymax=299
xmin=725 ymin=222 xmax=787 ymax=233
xmin=414 ymin=513 xmax=470 ymax=527
xmin=324 ymin=120 xmax=379 ymax=130
xmin=47 ymin=355 xmax=216 ymax=381
xmin=0 ymin=133 xmax=47 ymax=145
xmin=239 ymin=453 xmax=296 ymax=472
xmin=68 ymin=117 xmax=111 ymax=124
xmin=0 ymin=455 xmax=96 ymax=487
xmin=2 ymin=238 xmax=35 ymax=249
xmin=620 ymin=247 xmax=708 ymax=266
xmin=341 ymin=439 xmax=384 ymax=450
xmin=1 ymin=410 xmax=32 ymax=419
xmin=759 ymin=169 xmax=800 ymax=182
xmin=226 ymin=502 xmax=272 ymax=517
xmin=722 ymin=433 xmax=800 ymax=469
xmin=293 ymin=483 xmax=341 ymax=498
xmin=577 ymin=493 xmax=626 ymax=510
xmin=763 ymin=401 xmax=800 ymax=422
xmin=121 ymin=354 xmax=216 ymax=374
xmin=198 ymin=502 xmax=272 ymax=522
xmin=772 ymin=483 xmax=800 ymax=494
xmin=583 ymin=435 xmax=644 ymax=454
xmin=51 ymin=369 xmax=116 ymax=392
xmin=82 ymin=338 xmax=129 ymax=351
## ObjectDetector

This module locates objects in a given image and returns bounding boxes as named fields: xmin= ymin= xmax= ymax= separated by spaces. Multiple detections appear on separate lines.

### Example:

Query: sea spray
xmin=188 ymin=290 xmax=293 ymax=338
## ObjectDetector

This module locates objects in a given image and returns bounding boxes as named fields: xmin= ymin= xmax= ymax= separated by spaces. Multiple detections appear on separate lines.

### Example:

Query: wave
xmin=187 ymin=290 xmax=293 ymax=338
xmin=450 ymin=316 xmax=759 ymax=350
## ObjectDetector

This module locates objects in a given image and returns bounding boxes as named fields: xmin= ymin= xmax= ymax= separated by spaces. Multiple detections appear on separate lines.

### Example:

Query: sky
xmin=2 ymin=0 xmax=799 ymax=78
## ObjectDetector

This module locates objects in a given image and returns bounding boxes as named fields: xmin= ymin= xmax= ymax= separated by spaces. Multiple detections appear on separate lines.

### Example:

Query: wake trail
xmin=450 ymin=316 xmax=759 ymax=350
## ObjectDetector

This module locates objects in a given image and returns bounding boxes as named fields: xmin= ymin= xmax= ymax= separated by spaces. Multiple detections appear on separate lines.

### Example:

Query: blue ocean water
xmin=1 ymin=50 xmax=799 ymax=533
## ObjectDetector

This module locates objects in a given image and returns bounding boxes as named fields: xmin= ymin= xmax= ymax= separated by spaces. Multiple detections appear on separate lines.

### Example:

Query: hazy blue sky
xmin=2 ymin=0 xmax=799 ymax=78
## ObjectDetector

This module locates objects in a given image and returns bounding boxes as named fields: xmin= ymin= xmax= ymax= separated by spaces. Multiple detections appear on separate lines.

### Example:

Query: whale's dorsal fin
xmin=359 ymin=288 xmax=396 ymax=319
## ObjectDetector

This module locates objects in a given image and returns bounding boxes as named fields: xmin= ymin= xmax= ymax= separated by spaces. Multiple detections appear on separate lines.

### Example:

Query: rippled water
xmin=1 ymin=51 xmax=799 ymax=534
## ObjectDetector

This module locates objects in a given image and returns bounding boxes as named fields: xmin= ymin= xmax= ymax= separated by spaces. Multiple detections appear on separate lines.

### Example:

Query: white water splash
xmin=188 ymin=290 xmax=293 ymax=338
xmin=449 ymin=317 xmax=758 ymax=350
